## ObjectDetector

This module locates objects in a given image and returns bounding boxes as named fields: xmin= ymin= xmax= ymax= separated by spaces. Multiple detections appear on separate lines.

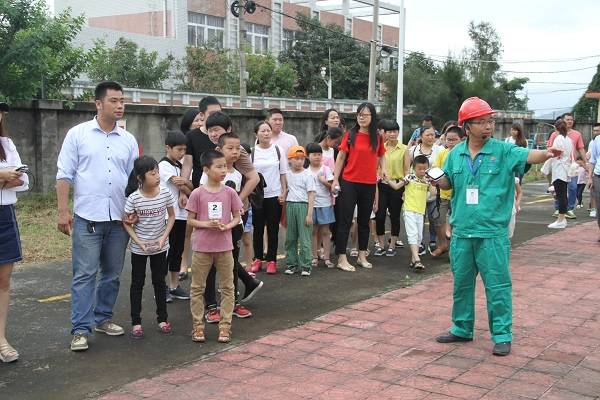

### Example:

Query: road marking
xmin=38 ymin=294 xmax=71 ymax=303
xmin=525 ymin=198 xmax=554 ymax=205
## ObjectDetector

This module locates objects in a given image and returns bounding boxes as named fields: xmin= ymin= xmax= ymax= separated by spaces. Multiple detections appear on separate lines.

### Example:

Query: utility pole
xmin=396 ymin=1 xmax=405 ymax=141
xmin=367 ymin=0 xmax=379 ymax=102
xmin=239 ymin=2 xmax=247 ymax=107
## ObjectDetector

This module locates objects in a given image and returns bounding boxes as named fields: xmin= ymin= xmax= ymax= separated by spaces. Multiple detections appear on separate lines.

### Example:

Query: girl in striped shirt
xmin=124 ymin=155 xmax=176 ymax=338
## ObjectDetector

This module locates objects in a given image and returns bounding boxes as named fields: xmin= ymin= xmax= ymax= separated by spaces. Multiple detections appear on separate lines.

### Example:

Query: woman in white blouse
xmin=0 ymin=104 xmax=29 ymax=363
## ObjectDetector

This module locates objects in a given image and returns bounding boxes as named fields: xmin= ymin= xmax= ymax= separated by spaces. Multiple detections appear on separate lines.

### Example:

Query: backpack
xmin=245 ymin=145 xmax=281 ymax=210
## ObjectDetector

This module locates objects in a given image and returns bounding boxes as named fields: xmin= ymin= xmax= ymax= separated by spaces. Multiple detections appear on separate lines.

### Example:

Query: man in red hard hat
xmin=433 ymin=97 xmax=562 ymax=356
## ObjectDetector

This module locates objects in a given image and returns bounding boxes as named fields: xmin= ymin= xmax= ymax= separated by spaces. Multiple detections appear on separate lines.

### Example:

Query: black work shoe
xmin=435 ymin=332 xmax=473 ymax=343
xmin=241 ymin=280 xmax=263 ymax=304
xmin=492 ymin=342 xmax=511 ymax=356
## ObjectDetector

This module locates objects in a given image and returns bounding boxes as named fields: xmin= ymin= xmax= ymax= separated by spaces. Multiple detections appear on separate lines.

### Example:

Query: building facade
xmin=54 ymin=0 xmax=400 ymax=60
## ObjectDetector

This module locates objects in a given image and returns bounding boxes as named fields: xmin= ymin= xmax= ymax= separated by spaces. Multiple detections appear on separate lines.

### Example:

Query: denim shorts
xmin=0 ymin=205 xmax=22 ymax=264
xmin=313 ymin=206 xmax=336 ymax=225
xmin=243 ymin=207 xmax=253 ymax=233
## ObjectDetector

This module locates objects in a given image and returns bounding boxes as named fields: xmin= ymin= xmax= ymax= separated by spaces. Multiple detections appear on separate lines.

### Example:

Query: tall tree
xmin=0 ymin=0 xmax=87 ymax=100
xmin=175 ymin=45 xmax=238 ymax=94
xmin=87 ymin=38 xmax=174 ymax=89
xmin=246 ymin=54 xmax=297 ymax=97
xmin=572 ymin=63 xmax=600 ymax=121
xmin=279 ymin=13 xmax=370 ymax=99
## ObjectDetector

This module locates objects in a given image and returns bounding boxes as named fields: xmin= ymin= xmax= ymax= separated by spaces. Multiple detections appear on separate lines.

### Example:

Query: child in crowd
xmin=430 ymin=125 xmax=462 ymax=256
xmin=374 ymin=120 xmax=408 ymax=257
xmin=159 ymin=131 xmax=193 ymax=302
xmin=318 ymin=127 xmax=344 ymax=171
xmin=306 ymin=143 xmax=335 ymax=268
xmin=124 ymin=156 xmax=176 ymax=338
xmin=284 ymin=146 xmax=316 ymax=276
xmin=186 ymin=149 xmax=243 ymax=343
xmin=240 ymin=143 xmax=255 ymax=269
xmin=400 ymin=155 xmax=436 ymax=271
xmin=576 ymin=156 xmax=588 ymax=208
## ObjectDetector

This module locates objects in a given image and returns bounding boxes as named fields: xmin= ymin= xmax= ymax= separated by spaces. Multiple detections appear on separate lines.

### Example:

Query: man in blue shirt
xmin=407 ymin=115 xmax=439 ymax=147
xmin=56 ymin=81 xmax=139 ymax=351
xmin=588 ymin=122 xmax=600 ymax=236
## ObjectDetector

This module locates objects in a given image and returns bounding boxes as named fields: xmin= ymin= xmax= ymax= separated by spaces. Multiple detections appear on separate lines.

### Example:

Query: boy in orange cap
xmin=284 ymin=146 xmax=317 ymax=276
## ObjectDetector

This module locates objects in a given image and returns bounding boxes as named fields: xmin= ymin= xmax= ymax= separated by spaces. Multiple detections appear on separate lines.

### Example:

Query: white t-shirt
xmin=551 ymin=135 xmax=574 ymax=183
xmin=286 ymin=169 xmax=316 ymax=202
xmin=252 ymin=144 xmax=287 ymax=198
xmin=271 ymin=131 xmax=298 ymax=155
xmin=124 ymin=187 xmax=176 ymax=255
xmin=505 ymin=137 xmax=516 ymax=145
xmin=159 ymin=159 xmax=191 ymax=220
xmin=200 ymin=168 xmax=242 ymax=193
xmin=309 ymin=165 xmax=333 ymax=208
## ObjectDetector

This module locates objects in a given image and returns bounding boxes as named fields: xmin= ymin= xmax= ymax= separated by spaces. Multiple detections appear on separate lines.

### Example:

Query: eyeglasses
xmin=470 ymin=119 xmax=495 ymax=126
xmin=357 ymin=113 xmax=371 ymax=119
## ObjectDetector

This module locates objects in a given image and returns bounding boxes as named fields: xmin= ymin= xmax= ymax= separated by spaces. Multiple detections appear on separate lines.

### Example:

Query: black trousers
xmin=166 ymin=219 xmax=186 ymax=273
xmin=205 ymin=222 xmax=255 ymax=308
xmin=576 ymin=183 xmax=585 ymax=206
xmin=252 ymin=196 xmax=282 ymax=261
xmin=554 ymin=179 xmax=568 ymax=214
xmin=335 ymin=180 xmax=376 ymax=254
xmin=375 ymin=182 xmax=404 ymax=237
xmin=130 ymin=252 xmax=168 ymax=326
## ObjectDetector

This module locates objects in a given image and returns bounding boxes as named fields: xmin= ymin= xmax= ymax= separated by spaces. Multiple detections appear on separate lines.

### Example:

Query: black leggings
xmin=335 ymin=180 xmax=376 ymax=254
xmin=375 ymin=182 xmax=404 ymax=237
xmin=554 ymin=179 xmax=568 ymax=214
xmin=130 ymin=252 xmax=168 ymax=326
xmin=577 ymin=183 xmax=585 ymax=206
xmin=252 ymin=196 xmax=282 ymax=261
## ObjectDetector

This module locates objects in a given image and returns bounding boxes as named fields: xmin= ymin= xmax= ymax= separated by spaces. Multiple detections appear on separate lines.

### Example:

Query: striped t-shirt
xmin=124 ymin=186 xmax=176 ymax=255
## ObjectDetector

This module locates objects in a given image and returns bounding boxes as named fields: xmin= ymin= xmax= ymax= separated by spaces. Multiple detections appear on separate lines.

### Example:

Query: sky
xmin=368 ymin=0 xmax=600 ymax=117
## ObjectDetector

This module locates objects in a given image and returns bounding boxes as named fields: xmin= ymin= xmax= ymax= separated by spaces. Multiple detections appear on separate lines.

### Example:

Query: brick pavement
xmin=100 ymin=223 xmax=600 ymax=400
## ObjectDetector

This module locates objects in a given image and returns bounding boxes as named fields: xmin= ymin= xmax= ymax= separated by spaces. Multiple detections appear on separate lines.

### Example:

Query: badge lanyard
xmin=466 ymin=154 xmax=484 ymax=177
xmin=465 ymin=154 xmax=484 ymax=205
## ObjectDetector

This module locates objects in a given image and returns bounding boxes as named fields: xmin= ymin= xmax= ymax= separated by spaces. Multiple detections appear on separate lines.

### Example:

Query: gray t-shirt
xmin=286 ymin=169 xmax=316 ymax=202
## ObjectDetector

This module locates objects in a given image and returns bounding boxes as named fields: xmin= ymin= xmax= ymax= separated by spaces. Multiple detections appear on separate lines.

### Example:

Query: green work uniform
xmin=442 ymin=138 xmax=529 ymax=343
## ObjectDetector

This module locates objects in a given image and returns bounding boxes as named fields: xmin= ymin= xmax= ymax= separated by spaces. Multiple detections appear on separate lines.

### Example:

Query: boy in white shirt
xmin=159 ymin=131 xmax=193 ymax=301
xmin=284 ymin=146 xmax=316 ymax=276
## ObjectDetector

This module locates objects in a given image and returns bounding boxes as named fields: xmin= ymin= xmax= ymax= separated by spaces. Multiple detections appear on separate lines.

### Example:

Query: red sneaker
xmin=233 ymin=304 xmax=252 ymax=318
xmin=249 ymin=259 xmax=262 ymax=273
xmin=266 ymin=261 xmax=277 ymax=274
xmin=205 ymin=308 xmax=220 ymax=324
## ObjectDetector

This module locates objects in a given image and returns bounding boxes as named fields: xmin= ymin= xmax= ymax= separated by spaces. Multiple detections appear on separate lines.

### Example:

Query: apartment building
xmin=54 ymin=0 xmax=400 ymax=60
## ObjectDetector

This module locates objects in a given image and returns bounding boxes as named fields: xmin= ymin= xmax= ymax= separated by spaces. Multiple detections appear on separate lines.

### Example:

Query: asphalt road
xmin=0 ymin=181 xmax=596 ymax=400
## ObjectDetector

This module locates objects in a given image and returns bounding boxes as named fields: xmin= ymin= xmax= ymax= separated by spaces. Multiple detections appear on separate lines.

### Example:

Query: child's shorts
xmin=244 ymin=208 xmax=253 ymax=233
xmin=313 ymin=206 xmax=336 ymax=225
xmin=404 ymin=210 xmax=424 ymax=245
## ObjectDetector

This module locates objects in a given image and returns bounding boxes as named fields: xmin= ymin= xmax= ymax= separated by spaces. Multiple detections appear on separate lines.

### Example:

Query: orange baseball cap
xmin=287 ymin=145 xmax=307 ymax=159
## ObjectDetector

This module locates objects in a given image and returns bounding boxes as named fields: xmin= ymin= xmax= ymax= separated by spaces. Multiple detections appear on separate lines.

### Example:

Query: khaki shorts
xmin=433 ymin=199 xmax=450 ymax=227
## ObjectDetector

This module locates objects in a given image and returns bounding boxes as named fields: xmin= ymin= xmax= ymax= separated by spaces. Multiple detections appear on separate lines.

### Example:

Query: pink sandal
xmin=158 ymin=322 xmax=172 ymax=334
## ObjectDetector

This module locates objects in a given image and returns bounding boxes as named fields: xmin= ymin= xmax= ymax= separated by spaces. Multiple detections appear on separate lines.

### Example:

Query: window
xmin=282 ymin=29 xmax=296 ymax=51
xmin=246 ymin=23 xmax=270 ymax=54
xmin=187 ymin=12 xmax=225 ymax=48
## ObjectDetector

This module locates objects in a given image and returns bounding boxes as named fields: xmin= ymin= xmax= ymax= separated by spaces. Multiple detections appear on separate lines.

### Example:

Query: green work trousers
xmin=449 ymin=236 xmax=512 ymax=344
xmin=285 ymin=202 xmax=312 ymax=269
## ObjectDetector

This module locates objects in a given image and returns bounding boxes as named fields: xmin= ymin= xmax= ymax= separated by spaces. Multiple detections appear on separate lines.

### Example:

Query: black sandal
xmin=414 ymin=261 xmax=425 ymax=271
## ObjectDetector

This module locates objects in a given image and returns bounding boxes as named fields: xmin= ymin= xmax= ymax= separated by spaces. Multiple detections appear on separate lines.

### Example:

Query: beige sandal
xmin=191 ymin=327 xmax=205 ymax=343
xmin=0 ymin=342 xmax=19 ymax=363
xmin=217 ymin=328 xmax=231 ymax=343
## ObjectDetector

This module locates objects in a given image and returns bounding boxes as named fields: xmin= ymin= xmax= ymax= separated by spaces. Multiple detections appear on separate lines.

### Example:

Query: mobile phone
xmin=426 ymin=167 xmax=445 ymax=181
xmin=16 ymin=165 xmax=29 ymax=173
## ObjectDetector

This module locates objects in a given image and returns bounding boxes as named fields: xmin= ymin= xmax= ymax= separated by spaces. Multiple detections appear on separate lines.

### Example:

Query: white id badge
xmin=208 ymin=202 xmax=223 ymax=219
xmin=466 ymin=186 xmax=479 ymax=205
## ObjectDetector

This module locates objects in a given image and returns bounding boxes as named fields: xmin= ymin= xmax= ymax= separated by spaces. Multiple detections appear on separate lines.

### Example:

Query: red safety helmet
xmin=457 ymin=97 xmax=494 ymax=127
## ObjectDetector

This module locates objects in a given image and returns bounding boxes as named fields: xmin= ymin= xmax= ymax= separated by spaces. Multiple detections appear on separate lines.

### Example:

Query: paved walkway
xmin=100 ymin=223 xmax=600 ymax=400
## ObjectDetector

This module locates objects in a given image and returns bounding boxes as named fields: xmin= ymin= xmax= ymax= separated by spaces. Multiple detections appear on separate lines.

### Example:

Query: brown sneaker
xmin=192 ymin=327 xmax=205 ymax=343
xmin=217 ymin=328 xmax=231 ymax=343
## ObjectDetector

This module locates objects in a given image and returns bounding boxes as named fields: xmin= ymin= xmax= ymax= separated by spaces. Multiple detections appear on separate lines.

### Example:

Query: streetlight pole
xmin=239 ymin=2 xmax=247 ymax=108
xmin=396 ymin=1 xmax=405 ymax=142
xmin=328 ymin=46 xmax=332 ymax=102
xmin=367 ymin=0 xmax=379 ymax=102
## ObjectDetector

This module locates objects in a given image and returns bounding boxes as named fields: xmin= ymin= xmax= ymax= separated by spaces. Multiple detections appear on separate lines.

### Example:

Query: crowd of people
xmin=1 ymin=82 xmax=600 ymax=363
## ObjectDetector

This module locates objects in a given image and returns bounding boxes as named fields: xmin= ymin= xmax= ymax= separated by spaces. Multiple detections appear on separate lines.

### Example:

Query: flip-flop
xmin=356 ymin=259 xmax=372 ymax=269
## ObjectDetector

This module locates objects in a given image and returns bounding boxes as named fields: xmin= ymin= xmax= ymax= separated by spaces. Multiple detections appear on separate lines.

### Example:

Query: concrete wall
xmin=5 ymin=101 xmax=594 ymax=193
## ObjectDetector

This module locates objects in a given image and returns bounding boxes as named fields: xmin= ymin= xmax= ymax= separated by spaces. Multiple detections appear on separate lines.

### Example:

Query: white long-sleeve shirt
xmin=0 ymin=137 xmax=29 ymax=205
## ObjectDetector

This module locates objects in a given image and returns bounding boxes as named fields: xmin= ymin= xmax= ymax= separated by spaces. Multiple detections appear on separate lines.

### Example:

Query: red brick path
xmin=100 ymin=223 xmax=600 ymax=400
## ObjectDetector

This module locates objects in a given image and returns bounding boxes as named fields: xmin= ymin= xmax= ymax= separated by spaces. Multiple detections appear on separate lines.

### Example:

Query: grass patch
xmin=15 ymin=192 xmax=72 ymax=266
xmin=523 ymin=164 xmax=547 ymax=184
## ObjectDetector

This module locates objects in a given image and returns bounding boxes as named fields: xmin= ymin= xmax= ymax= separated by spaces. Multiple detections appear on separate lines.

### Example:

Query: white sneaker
xmin=591 ymin=209 xmax=597 ymax=218
xmin=548 ymin=220 xmax=567 ymax=229
xmin=95 ymin=321 xmax=124 ymax=336
xmin=70 ymin=334 xmax=88 ymax=351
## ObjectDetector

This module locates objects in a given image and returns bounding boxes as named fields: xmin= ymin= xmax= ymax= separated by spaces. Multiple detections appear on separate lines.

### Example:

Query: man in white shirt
xmin=588 ymin=122 xmax=600 ymax=236
xmin=268 ymin=108 xmax=299 ymax=155
xmin=56 ymin=81 xmax=139 ymax=352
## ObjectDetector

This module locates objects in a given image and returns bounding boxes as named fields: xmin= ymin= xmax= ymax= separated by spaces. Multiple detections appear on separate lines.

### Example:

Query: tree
xmin=175 ymin=45 xmax=238 ymax=94
xmin=573 ymin=63 xmax=600 ymax=121
xmin=87 ymin=38 xmax=173 ymax=89
xmin=246 ymin=54 xmax=297 ymax=97
xmin=279 ymin=13 xmax=370 ymax=99
xmin=0 ymin=0 xmax=87 ymax=100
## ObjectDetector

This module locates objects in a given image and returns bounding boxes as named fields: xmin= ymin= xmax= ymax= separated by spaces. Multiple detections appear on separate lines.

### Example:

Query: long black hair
xmin=125 ymin=155 xmax=159 ymax=197
xmin=348 ymin=102 xmax=379 ymax=151
xmin=316 ymin=108 xmax=341 ymax=142
xmin=180 ymin=109 xmax=199 ymax=133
